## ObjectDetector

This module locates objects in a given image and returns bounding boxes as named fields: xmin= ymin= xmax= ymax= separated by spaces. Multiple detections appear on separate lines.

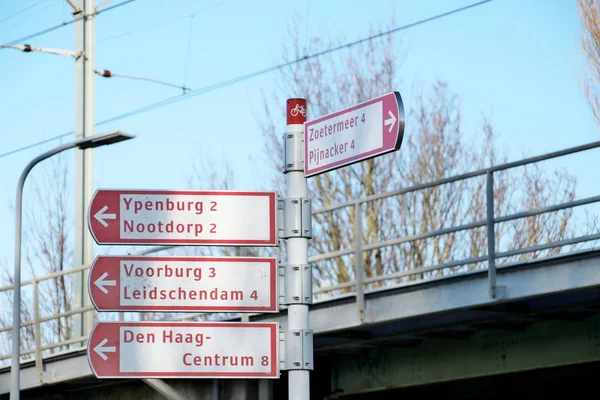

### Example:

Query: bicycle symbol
xmin=290 ymin=104 xmax=306 ymax=117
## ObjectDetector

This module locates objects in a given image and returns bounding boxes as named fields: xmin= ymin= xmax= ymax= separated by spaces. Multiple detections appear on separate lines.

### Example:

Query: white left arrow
xmin=94 ymin=272 xmax=117 ymax=294
xmin=94 ymin=338 xmax=116 ymax=361
xmin=94 ymin=205 xmax=116 ymax=227
xmin=384 ymin=110 xmax=397 ymax=133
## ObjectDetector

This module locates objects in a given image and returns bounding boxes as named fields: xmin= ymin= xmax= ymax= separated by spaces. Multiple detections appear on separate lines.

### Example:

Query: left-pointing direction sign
xmin=88 ymin=321 xmax=279 ymax=379
xmin=89 ymin=256 xmax=278 ymax=312
xmin=88 ymin=190 xmax=277 ymax=246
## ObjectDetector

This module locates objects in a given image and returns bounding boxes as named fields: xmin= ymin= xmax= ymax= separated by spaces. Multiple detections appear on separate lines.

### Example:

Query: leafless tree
xmin=141 ymin=149 xmax=266 ymax=323
xmin=256 ymin=22 xmax=585 ymax=297
xmin=0 ymin=155 xmax=75 ymax=360
xmin=578 ymin=0 xmax=600 ymax=126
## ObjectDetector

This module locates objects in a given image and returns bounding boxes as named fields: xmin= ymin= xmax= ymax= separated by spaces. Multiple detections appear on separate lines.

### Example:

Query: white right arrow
xmin=94 ymin=272 xmax=117 ymax=294
xmin=384 ymin=110 xmax=397 ymax=133
xmin=94 ymin=338 xmax=116 ymax=361
xmin=94 ymin=205 xmax=116 ymax=227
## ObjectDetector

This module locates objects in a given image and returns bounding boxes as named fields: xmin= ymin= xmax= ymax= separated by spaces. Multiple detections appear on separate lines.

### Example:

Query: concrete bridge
xmin=1 ymin=142 xmax=600 ymax=399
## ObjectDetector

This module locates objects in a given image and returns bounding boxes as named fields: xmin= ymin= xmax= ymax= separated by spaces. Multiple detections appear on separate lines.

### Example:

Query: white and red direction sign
xmin=89 ymin=256 xmax=278 ymax=312
xmin=88 ymin=322 xmax=279 ymax=379
xmin=88 ymin=190 xmax=277 ymax=246
xmin=304 ymin=91 xmax=404 ymax=177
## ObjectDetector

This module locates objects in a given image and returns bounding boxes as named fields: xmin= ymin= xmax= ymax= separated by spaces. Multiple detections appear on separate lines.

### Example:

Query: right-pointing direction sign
xmin=88 ymin=322 xmax=279 ymax=379
xmin=304 ymin=91 xmax=404 ymax=177
xmin=89 ymin=256 xmax=278 ymax=312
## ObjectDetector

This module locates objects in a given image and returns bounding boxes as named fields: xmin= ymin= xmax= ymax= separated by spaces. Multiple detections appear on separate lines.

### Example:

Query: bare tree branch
xmin=578 ymin=0 xmax=600 ymax=126
xmin=255 ymin=20 xmax=588 ymax=298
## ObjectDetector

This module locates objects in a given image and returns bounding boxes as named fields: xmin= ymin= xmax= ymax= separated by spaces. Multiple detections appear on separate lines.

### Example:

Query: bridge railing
xmin=308 ymin=141 xmax=600 ymax=310
xmin=0 ymin=266 xmax=94 ymax=372
xmin=1 ymin=140 xmax=600 ymax=368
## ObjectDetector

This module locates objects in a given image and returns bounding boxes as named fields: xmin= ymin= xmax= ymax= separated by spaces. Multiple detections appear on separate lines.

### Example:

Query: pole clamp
xmin=283 ymin=129 xmax=304 ymax=173
xmin=279 ymin=263 xmax=312 ymax=305
xmin=280 ymin=198 xmax=312 ymax=239
xmin=282 ymin=329 xmax=314 ymax=371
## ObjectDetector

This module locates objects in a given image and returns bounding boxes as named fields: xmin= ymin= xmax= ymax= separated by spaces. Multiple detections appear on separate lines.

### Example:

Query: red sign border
xmin=88 ymin=190 xmax=278 ymax=246
xmin=88 ymin=321 xmax=279 ymax=379
xmin=304 ymin=91 xmax=404 ymax=177
xmin=88 ymin=256 xmax=279 ymax=313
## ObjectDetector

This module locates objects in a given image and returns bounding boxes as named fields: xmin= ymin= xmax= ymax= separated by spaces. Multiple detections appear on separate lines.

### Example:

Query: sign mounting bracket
xmin=281 ymin=329 xmax=314 ymax=371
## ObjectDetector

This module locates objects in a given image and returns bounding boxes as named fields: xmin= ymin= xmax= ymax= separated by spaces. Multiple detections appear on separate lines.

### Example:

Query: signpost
xmin=88 ymin=190 xmax=277 ymax=246
xmin=88 ymin=322 xmax=279 ymax=379
xmin=85 ymin=93 xmax=404 ymax=400
xmin=89 ymin=256 xmax=278 ymax=312
xmin=304 ymin=91 xmax=404 ymax=177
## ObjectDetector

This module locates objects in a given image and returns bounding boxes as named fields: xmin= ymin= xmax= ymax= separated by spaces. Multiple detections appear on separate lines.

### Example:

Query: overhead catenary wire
xmin=0 ymin=0 xmax=136 ymax=49
xmin=94 ymin=0 xmax=497 ymax=126
xmin=0 ymin=0 xmax=53 ymax=25
xmin=0 ymin=43 xmax=78 ymax=58
xmin=63 ymin=0 xmax=78 ymax=12
xmin=0 ymin=0 xmax=494 ymax=160
xmin=304 ymin=0 xmax=310 ymax=53
xmin=0 ymin=22 xmax=71 ymax=48
xmin=99 ymin=0 xmax=229 ymax=42
xmin=95 ymin=69 xmax=190 ymax=92
xmin=0 ymin=42 xmax=189 ymax=90
xmin=0 ymin=1 xmax=63 ymax=36
xmin=95 ymin=0 xmax=114 ymax=12
xmin=182 ymin=14 xmax=195 ymax=91
xmin=99 ymin=13 xmax=189 ymax=42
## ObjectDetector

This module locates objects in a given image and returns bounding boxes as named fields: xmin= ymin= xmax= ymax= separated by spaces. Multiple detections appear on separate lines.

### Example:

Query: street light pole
xmin=10 ymin=131 xmax=135 ymax=400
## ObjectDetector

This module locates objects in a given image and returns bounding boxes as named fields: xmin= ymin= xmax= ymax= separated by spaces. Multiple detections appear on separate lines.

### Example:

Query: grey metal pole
xmin=11 ymin=141 xmax=81 ymax=400
xmin=285 ymin=99 xmax=310 ymax=400
xmin=486 ymin=171 xmax=497 ymax=298
xmin=73 ymin=0 xmax=96 ymax=340
xmin=354 ymin=202 xmax=365 ymax=322
xmin=212 ymin=379 xmax=220 ymax=400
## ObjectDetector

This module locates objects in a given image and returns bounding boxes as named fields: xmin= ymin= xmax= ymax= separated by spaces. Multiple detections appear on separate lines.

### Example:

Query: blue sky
xmin=0 ymin=0 xmax=598 ymax=273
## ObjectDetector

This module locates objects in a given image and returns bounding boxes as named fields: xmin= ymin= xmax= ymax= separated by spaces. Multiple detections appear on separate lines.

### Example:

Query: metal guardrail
xmin=1 ymin=140 xmax=600 ymax=372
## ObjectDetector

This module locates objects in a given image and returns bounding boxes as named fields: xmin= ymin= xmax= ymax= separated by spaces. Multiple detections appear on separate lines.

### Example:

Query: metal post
xmin=285 ymin=98 xmax=311 ymax=400
xmin=240 ymin=248 xmax=250 ymax=323
xmin=258 ymin=380 xmax=273 ymax=400
xmin=212 ymin=379 xmax=220 ymax=400
xmin=32 ymin=281 xmax=42 ymax=378
xmin=73 ymin=0 xmax=96 ymax=341
xmin=354 ymin=202 xmax=365 ymax=322
xmin=486 ymin=171 xmax=497 ymax=298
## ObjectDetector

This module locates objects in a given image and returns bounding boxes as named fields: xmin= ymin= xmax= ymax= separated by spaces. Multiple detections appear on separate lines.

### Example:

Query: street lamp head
xmin=76 ymin=130 xmax=136 ymax=150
